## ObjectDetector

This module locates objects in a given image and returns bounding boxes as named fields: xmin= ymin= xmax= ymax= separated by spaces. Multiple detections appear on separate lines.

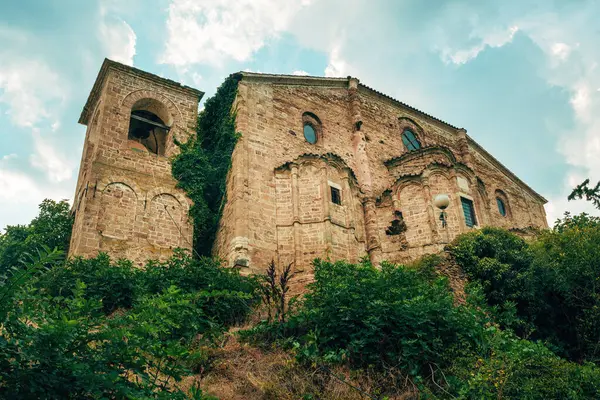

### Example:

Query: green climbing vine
xmin=171 ymin=74 xmax=241 ymax=256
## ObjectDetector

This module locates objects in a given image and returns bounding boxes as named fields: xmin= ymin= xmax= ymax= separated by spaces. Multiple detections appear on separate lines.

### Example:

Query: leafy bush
xmin=244 ymin=259 xmax=489 ymax=391
xmin=40 ymin=253 xmax=138 ymax=313
xmin=140 ymin=250 xmax=260 ymax=325
xmin=528 ymin=213 xmax=600 ymax=362
xmin=0 ymin=251 xmax=258 ymax=398
xmin=448 ymin=227 xmax=535 ymax=334
xmin=448 ymin=227 xmax=533 ymax=307
xmin=243 ymin=257 xmax=600 ymax=398
xmin=296 ymin=260 xmax=486 ymax=374
xmin=449 ymin=219 xmax=600 ymax=364
xmin=452 ymin=327 xmax=600 ymax=399
xmin=0 ymin=199 xmax=73 ymax=275
xmin=0 ymin=281 xmax=170 ymax=399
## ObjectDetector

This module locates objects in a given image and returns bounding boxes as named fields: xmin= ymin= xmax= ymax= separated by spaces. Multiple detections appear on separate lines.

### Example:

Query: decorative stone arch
xmin=90 ymin=100 xmax=103 ymax=128
xmin=121 ymin=89 xmax=182 ymax=127
xmin=392 ymin=176 xmax=423 ymax=198
xmin=146 ymin=192 xmax=190 ymax=249
xmin=384 ymin=145 xmax=459 ymax=170
xmin=275 ymin=152 xmax=360 ymax=189
xmin=301 ymin=111 xmax=323 ymax=144
xmin=454 ymin=163 xmax=476 ymax=180
xmin=121 ymin=90 xmax=187 ymax=156
xmin=476 ymin=177 xmax=489 ymax=199
xmin=97 ymin=177 xmax=141 ymax=198
xmin=426 ymin=167 xmax=453 ymax=182
xmin=145 ymin=187 xmax=190 ymax=211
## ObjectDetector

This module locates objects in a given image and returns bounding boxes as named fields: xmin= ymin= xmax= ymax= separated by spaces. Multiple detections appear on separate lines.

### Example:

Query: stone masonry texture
xmin=213 ymin=72 xmax=548 ymax=286
xmin=69 ymin=59 xmax=203 ymax=266
xmin=70 ymin=62 xmax=547 ymax=278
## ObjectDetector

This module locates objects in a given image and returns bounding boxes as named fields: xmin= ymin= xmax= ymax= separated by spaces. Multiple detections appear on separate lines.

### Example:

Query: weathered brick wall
xmin=69 ymin=60 xmax=201 ymax=266
xmin=214 ymin=74 xmax=548 ymax=275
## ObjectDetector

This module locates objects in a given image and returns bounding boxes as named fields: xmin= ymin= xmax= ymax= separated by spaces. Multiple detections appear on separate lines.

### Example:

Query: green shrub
xmin=0 ymin=199 xmax=73 ymax=275
xmin=1 ymin=250 xmax=258 ymax=398
xmin=449 ymin=220 xmax=600 ymax=363
xmin=140 ymin=250 xmax=260 ymax=325
xmin=0 ymin=281 xmax=185 ymax=398
xmin=243 ymin=257 xmax=600 ymax=398
xmin=448 ymin=227 xmax=532 ymax=306
xmin=39 ymin=253 xmax=138 ymax=314
xmin=453 ymin=328 xmax=600 ymax=399
xmin=528 ymin=213 xmax=600 ymax=362
xmin=245 ymin=259 xmax=488 ymax=382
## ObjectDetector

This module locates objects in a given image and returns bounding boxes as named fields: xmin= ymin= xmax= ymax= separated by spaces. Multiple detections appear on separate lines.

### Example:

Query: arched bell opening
xmin=128 ymin=110 xmax=169 ymax=155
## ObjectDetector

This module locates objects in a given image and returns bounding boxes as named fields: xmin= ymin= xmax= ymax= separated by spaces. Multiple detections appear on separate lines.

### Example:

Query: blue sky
xmin=1 ymin=0 xmax=599 ymax=229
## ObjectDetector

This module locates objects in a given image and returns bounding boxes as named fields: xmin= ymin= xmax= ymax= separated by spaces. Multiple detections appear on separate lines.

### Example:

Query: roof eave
xmin=467 ymin=136 xmax=548 ymax=204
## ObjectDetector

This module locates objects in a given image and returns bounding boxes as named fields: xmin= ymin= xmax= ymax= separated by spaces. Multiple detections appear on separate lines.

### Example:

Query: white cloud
xmin=551 ymin=42 xmax=571 ymax=61
xmin=0 ymin=168 xmax=42 ymax=203
xmin=29 ymin=132 xmax=74 ymax=183
xmin=191 ymin=72 xmax=203 ymax=86
xmin=0 ymin=166 xmax=71 ymax=229
xmin=517 ymin=8 xmax=600 ymax=223
xmin=324 ymin=45 xmax=348 ymax=77
xmin=98 ymin=13 xmax=137 ymax=66
xmin=569 ymin=81 xmax=593 ymax=122
xmin=440 ymin=25 xmax=519 ymax=65
xmin=0 ymin=59 xmax=65 ymax=128
xmin=1 ymin=154 xmax=17 ymax=162
xmin=160 ymin=0 xmax=313 ymax=67
xmin=292 ymin=70 xmax=310 ymax=76
xmin=423 ymin=3 xmax=600 ymax=223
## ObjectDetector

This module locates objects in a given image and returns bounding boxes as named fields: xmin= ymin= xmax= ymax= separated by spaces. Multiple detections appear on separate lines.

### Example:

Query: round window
xmin=303 ymin=123 xmax=317 ymax=144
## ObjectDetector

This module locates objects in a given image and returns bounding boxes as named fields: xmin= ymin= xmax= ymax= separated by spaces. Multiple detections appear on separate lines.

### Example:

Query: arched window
xmin=496 ymin=197 xmax=507 ymax=216
xmin=401 ymin=129 xmax=421 ymax=151
xmin=128 ymin=110 xmax=169 ymax=155
xmin=302 ymin=112 xmax=321 ymax=144
xmin=495 ymin=190 xmax=510 ymax=218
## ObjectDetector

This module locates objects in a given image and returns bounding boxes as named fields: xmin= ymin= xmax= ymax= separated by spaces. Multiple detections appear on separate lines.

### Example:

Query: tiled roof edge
xmin=467 ymin=135 xmax=547 ymax=204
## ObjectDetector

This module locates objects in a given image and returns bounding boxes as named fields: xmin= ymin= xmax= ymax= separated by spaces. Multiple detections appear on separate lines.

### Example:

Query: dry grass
xmin=178 ymin=331 xmax=419 ymax=400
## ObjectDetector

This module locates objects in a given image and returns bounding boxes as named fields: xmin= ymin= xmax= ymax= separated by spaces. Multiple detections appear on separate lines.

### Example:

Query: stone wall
xmin=214 ymin=73 xmax=548 ymax=275
xmin=69 ymin=59 xmax=201 ymax=266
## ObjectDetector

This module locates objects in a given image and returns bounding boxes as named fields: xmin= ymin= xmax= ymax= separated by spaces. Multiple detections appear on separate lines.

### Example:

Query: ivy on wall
xmin=171 ymin=74 xmax=241 ymax=256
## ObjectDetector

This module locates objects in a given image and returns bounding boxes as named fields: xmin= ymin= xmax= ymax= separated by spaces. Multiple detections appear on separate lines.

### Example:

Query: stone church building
xmin=69 ymin=59 xmax=548 ymax=273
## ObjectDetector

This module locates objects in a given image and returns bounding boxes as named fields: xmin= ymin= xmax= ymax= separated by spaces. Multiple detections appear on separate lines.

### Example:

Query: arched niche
xmin=147 ymin=193 xmax=186 ymax=249
xmin=97 ymin=182 xmax=138 ymax=240
xmin=395 ymin=180 xmax=432 ymax=247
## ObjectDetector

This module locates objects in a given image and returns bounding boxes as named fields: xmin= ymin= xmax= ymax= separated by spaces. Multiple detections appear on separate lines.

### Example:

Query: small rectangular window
xmin=461 ymin=197 xmax=477 ymax=227
xmin=330 ymin=186 xmax=341 ymax=205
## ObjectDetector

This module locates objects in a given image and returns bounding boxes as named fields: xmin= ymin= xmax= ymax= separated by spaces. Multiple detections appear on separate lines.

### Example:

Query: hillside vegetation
xmin=2 ymin=79 xmax=600 ymax=398
xmin=1 ymin=198 xmax=600 ymax=398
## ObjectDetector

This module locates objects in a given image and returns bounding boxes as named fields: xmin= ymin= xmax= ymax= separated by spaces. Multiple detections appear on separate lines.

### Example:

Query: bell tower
xmin=69 ymin=59 xmax=203 ymax=265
